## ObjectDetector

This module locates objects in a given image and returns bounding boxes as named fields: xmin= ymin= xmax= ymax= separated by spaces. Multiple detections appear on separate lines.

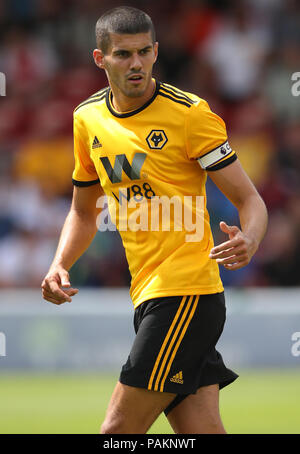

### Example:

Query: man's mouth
xmin=128 ymin=74 xmax=144 ymax=84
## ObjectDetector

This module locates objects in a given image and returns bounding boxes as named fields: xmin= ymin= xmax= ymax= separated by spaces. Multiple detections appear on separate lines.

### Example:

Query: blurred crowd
xmin=0 ymin=0 xmax=299 ymax=289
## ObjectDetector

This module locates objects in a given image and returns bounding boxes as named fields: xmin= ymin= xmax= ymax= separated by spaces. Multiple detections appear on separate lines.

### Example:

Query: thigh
xmin=167 ymin=384 xmax=226 ymax=434
xmin=101 ymin=381 xmax=176 ymax=434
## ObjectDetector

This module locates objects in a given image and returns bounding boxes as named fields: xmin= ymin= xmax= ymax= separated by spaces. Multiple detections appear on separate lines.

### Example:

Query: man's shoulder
xmin=158 ymin=82 xmax=208 ymax=111
xmin=73 ymin=86 xmax=109 ymax=117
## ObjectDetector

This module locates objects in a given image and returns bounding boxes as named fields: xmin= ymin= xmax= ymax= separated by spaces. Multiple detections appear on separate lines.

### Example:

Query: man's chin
xmin=125 ymin=87 xmax=146 ymax=98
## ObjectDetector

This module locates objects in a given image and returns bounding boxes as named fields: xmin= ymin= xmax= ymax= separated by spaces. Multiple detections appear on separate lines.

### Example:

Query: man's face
xmin=94 ymin=31 xmax=158 ymax=98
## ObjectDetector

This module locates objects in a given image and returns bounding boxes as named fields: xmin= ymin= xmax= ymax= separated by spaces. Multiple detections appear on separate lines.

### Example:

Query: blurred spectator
xmin=256 ymin=211 xmax=300 ymax=286
xmin=0 ymin=228 xmax=56 ymax=287
xmin=228 ymin=94 xmax=274 ymax=187
xmin=0 ymin=28 xmax=58 ymax=96
xmin=199 ymin=2 xmax=271 ymax=101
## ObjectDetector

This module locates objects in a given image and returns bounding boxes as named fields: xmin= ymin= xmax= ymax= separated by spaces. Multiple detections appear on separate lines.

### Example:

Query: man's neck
xmin=110 ymin=79 xmax=156 ymax=113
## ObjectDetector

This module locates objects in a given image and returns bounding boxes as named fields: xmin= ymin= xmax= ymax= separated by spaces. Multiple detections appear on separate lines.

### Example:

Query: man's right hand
xmin=41 ymin=266 xmax=78 ymax=305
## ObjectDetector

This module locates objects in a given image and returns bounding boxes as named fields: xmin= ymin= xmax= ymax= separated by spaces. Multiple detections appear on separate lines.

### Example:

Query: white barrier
xmin=0 ymin=288 xmax=299 ymax=370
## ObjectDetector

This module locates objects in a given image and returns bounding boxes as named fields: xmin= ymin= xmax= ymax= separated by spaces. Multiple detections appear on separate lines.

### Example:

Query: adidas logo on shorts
xmin=170 ymin=371 xmax=184 ymax=384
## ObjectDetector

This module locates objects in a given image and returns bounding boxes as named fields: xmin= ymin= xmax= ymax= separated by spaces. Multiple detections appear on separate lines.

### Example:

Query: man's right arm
xmin=41 ymin=184 xmax=104 ymax=305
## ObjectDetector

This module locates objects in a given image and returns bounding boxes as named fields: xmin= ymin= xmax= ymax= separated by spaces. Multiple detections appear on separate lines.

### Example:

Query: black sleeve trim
xmin=72 ymin=178 xmax=100 ymax=187
xmin=206 ymin=153 xmax=237 ymax=171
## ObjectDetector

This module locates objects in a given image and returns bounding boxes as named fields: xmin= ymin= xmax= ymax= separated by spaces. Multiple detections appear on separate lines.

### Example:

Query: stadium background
xmin=0 ymin=0 xmax=300 ymax=434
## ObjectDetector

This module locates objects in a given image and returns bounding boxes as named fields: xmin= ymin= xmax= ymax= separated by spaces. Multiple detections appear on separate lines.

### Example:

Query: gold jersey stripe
xmin=160 ymin=83 xmax=195 ymax=104
xmin=74 ymin=88 xmax=108 ymax=112
xmin=159 ymin=295 xmax=199 ymax=391
xmin=159 ymin=86 xmax=193 ymax=104
xmin=158 ymin=91 xmax=192 ymax=108
xmin=75 ymin=87 xmax=107 ymax=108
xmin=147 ymin=295 xmax=188 ymax=391
xmin=153 ymin=295 xmax=196 ymax=392
xmin=89 ymin=88 xmax=108 ymax=99
xmin=74 ymin=93 xmax=107 ymax=112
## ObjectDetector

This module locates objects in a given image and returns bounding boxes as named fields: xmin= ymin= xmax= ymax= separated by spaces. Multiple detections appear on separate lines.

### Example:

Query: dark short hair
xmin=95 ymin=6 xmax=156 ymax=54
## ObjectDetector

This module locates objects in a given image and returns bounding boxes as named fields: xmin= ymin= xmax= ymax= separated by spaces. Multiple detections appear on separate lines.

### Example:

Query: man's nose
xmin=129 ymin=53 xmax=142 ymax=71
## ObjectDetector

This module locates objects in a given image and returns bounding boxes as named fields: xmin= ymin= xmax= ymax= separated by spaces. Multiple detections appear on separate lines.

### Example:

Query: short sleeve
xmin=186 ymin=99 xmax=237 ymax=171
xmin=72 ymin=113 xmax=100 ymax=187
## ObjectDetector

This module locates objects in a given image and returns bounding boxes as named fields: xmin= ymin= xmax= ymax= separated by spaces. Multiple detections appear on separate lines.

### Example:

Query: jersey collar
xmin=106 ymin=80 xmax=160 ymax=118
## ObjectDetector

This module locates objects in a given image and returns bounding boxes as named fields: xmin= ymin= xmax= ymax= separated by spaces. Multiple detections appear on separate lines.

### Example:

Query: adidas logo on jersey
xmin=170 ymin=371 xmax=184 ymax=384
xmin=92 ymin=136 xmax=102 ymax=149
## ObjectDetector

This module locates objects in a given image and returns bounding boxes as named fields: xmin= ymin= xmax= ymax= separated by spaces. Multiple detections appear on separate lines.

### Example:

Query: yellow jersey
xmin=72 ymin=80 xmax=237 ymax=308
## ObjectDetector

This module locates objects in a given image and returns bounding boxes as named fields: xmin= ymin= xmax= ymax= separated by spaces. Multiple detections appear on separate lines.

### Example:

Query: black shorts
xmin=119 ymin=292 xmax=238 ymax=416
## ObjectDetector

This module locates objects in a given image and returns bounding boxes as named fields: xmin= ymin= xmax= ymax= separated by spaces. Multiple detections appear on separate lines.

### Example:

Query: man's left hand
xmin=209 ymin=221 xmax=258 ymax=271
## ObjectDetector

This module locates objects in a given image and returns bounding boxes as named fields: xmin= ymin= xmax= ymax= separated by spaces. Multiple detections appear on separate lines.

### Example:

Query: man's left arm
xmin=208 ymin=159 xmax=268 ymax=270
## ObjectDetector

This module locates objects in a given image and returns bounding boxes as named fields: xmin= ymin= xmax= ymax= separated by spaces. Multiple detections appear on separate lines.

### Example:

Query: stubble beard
xmin=117 ymin=72 xmax=153 ymax=99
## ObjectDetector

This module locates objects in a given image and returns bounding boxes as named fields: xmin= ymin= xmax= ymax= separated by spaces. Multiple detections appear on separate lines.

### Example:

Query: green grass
xmin=0 ymin=370 xmax=299 ymax=434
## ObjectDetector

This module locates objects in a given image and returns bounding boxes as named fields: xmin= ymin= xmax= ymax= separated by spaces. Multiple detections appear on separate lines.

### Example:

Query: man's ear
xmin=93 ymin=49 xmax=105 ymax=69
xmin=153 ymin=42 xmax=159 ymax=63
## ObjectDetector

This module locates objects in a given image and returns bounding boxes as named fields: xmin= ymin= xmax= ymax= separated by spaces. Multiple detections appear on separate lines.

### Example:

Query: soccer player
xmin=41 ymin=7 xmax=268 ymax=434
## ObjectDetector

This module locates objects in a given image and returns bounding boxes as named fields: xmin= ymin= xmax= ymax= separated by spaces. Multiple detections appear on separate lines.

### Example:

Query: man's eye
xmin=140 ymin=49 xmax=150 ymax=55
xmin=116 ymin=51 xmax=129 ymax=57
